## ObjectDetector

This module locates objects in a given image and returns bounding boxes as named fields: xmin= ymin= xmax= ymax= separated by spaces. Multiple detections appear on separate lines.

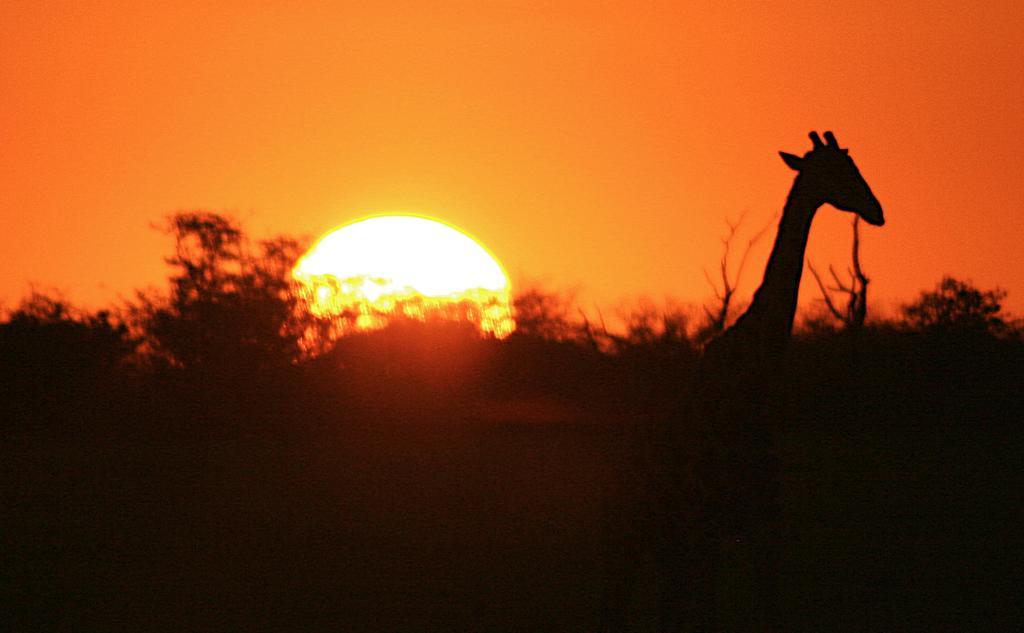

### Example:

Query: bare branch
xmin=733 ymin=212 xmax=776 ymax=292
xmin=827 ymin=264 xmax=848 ymax=292
xmin=807 ymin=216 xmax=870 ymax=330
xmin=703 ymin=268 xmax=724 ymax=301
xmin=808 ymin=260 xmax=846 ymax=323
xmin=702 ymin=211 xmax=775 ymax=335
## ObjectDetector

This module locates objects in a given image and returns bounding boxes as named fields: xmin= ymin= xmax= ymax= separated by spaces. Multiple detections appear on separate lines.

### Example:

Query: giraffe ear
xmin=779 ymin=152 xmax=803 ymax=171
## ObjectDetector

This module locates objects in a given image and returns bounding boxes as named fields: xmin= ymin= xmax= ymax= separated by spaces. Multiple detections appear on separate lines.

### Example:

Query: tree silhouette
xmin=901 ymin=276 xmax=1018 ymax=337
xmin=132 ymin=212 xmax=309 ymax=370
xmin=699 ymin=212 xmax=773 ymax=341
xmin=808 ymin=216 xmax=870 ymax=331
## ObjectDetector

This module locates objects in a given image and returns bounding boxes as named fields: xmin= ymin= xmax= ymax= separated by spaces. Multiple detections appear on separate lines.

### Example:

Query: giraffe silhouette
xmin=677 ymin=131 xmax=884 ymax=631
xmin=603 ymin=131 xmax=884 ymax=632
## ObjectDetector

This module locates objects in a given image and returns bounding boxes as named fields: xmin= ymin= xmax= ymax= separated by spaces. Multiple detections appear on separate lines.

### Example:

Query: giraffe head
xmin=779 ymin=131 xmax=884 ymax=226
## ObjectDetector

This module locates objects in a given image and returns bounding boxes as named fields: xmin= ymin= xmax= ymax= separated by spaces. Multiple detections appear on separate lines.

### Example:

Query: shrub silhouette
xmin=1 ymin=291 xmax=136 ymax=376
xmin=1 ymin=291 xmax=137 ymax=436
xmin=512 ymin=285 xmax=582 ymax=342
xmin=4 ymin=212 xmax=1024 ymax=632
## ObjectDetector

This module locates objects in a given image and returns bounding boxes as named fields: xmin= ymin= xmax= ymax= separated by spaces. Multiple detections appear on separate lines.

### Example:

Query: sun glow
xmin=293 ymin=215 xmax=514 ymax=337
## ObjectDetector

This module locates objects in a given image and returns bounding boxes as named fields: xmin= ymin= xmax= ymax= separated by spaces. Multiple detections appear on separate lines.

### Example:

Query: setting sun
xmin=293 ymin=215 xmax=514 ymax=337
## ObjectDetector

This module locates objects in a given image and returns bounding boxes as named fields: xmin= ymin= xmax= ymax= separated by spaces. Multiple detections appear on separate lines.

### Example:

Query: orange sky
xmin=3 ymin=2 xmax=1023 ymax=319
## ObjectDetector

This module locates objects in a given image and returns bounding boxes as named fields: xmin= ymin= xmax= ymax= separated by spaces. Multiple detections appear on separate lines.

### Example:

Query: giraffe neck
xmin=740 ymin=176 xmax=821 ymax=345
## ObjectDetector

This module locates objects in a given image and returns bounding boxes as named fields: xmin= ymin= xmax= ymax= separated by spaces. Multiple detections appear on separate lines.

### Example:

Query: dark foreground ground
xmin=4 ymin=333 xmax=1023 ymax=632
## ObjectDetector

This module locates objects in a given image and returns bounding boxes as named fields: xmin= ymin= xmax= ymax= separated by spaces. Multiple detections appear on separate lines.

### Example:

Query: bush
xmin=132 ymin=212 xmax=311 ymax=369
xmin=901 ymin=276 xmax=1019 ymax=337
